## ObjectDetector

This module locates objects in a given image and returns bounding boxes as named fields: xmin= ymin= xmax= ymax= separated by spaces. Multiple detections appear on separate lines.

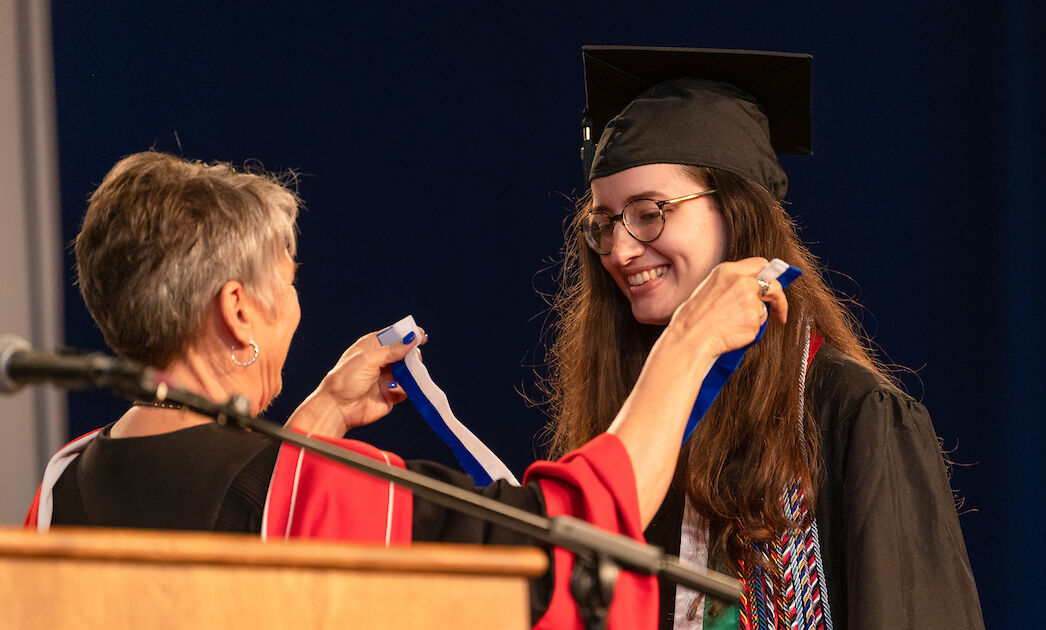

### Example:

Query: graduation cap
xmin=581 ymin=46 xmax=812 ymax=199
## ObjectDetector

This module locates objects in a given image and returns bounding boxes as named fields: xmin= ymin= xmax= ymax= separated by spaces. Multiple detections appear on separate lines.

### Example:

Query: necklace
xmin=131 ymin=400 xmax=185 ymax=411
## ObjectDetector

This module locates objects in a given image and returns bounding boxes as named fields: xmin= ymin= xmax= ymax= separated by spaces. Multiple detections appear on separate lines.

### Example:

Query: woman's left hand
xmin=285 ymin=328 xmax=424 ymax=437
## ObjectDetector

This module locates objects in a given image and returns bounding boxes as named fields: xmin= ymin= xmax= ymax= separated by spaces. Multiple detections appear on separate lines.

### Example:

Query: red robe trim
xmin=525 ymin=433 xmax=658 ymax=630
xmin=262 ymin=432 xmax=412 ymax=545
xmin=808 ymin=329 xmax=824 ymax=369
xmin=23 ymin=428 xmax=413 ymax=548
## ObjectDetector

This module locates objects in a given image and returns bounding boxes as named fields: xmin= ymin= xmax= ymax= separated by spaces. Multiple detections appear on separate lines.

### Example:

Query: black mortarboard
xmin=582 ymin=46 xmax=812 ymax=199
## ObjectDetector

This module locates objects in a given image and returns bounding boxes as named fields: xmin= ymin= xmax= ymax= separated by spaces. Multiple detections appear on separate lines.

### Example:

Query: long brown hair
xmin=544 ymin=165 xmax=883 ymax=568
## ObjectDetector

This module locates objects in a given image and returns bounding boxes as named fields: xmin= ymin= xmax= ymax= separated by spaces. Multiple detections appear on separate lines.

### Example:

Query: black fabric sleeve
xmin=406 ymin=460 xmax=547 ymax=543
xmin=214 ymin=440 xmax=281 ymax=532
xmin=405 ymin=460 xmax=554 ymax=622
xmin=841 ymin=390 xmax=984 ymax=630
xmin=51 ymin=459 xmax=90 ymax=525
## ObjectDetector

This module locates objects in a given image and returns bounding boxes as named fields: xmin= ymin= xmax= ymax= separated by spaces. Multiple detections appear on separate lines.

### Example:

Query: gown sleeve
xmin=412 ymin=433 xmax=658 ymax=630
xmin=525 ymin=433 xmax=658 ymax=630
xmin=842 ymin=390 xmax=984 ymax=630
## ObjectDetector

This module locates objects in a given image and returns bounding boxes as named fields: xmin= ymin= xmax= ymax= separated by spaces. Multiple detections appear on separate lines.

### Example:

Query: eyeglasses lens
xmin=624 ymin=200 xmax=663 ymax=242
xmin=582 ymin=214 xmax=614 ymax=254
xmin=582 ymin=200 xmax=665 ymax=254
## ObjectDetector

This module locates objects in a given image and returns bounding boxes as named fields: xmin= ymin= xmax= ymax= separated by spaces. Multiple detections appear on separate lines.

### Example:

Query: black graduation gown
xmin=645 ymin=344 xmax=985 ymax=629
xmin=49 ymin=423 xmax=554 ymax=619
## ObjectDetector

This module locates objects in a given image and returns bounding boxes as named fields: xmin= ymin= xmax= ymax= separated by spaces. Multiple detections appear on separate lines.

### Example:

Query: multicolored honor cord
xmin=739 ymin=323 xmax=833 ymax=630
xmin=681 ymin=259 xmax=803 ymax=445
xmin=377 ymin=316 xmax=519 ymax=486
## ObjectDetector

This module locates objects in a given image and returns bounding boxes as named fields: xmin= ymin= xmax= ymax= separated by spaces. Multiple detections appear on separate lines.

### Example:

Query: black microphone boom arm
xmin=2 ymin=336 xmax=743 ymax=610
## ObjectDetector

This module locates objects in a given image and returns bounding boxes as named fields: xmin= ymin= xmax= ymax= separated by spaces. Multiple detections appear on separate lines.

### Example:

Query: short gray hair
xmin=75 ymin=151 xmax=301 ymax=367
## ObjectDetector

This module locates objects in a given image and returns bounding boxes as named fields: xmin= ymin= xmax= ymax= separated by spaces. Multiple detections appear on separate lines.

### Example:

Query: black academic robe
xmin=36 ymin=424 xmax=657 ymax=629
xmin=646 ymin=344 xmax=985 ymax=630
xmin=45 ymin=422 xmax=553 ymax=540
xmin=44 ymin=424 xmax=553 ymax=611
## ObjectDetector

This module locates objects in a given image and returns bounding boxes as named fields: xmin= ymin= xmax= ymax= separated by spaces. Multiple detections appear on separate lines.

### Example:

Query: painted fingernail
xmin=387 ymin=381 xmax=398 ymax=389
xmin=402 ymin=331 xmax=416 ymax=344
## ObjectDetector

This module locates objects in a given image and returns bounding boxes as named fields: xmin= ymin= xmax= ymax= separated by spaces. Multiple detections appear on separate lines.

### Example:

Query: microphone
xmin=0 ymin=335 xmax=153 ymax=395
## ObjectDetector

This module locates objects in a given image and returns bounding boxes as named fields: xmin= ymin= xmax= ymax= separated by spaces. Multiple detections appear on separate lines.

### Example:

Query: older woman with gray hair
xmin=74 ymin=152 xmax=408 ymax=434
xmin=28 ymin=151 xmax=788 ymax=629
xmin=30 ymin=150 xmax=420 ymax=532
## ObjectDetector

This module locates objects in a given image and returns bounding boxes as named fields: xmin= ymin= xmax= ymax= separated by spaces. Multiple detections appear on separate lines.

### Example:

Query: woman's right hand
xmin=664 ymin=257 xmax=789 ymax=360
xmin=285 ymin=327 xmax=425 ymax=437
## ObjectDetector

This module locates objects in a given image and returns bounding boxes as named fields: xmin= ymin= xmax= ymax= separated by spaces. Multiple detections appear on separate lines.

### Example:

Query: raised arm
xmin=608 ymin=257 xmax=789 ymax=526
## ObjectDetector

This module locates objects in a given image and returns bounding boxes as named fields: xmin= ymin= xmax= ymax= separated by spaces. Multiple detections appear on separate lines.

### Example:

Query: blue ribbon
xmin=388 ymin=360 xmax=497 ymax=486
xmin=377 ymin=316 xmax=518 ymax=487
xmin=681 ymin=264 xmax=803 ymax=444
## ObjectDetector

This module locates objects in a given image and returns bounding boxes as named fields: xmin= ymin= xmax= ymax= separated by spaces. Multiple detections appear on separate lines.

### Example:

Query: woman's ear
xmin=217 ymin=280 xmax=253 ymax=346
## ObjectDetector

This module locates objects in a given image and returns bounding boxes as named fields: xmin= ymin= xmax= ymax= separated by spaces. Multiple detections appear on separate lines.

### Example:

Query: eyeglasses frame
xmin=582 ymin=189 xmax=718 ymax=255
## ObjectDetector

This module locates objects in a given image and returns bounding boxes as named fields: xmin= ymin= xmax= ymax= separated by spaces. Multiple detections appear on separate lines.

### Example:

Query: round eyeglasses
xmin=580 ymin=190 xmax=717 ymax=255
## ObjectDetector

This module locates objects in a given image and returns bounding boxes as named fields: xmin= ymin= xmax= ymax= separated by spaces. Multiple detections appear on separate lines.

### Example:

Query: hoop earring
xmin=231 ymin=340 xmax=259 ymax=367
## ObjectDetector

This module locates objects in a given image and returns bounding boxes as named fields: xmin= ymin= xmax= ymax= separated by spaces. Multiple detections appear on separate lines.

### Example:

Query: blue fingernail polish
xmin=402 ymin=331 xmax=416 ymax=344
xmin=387 ymin=381 xmax=398 ymax=389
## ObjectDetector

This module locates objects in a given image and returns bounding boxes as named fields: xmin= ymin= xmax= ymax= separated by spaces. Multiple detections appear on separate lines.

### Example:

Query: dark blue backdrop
xmin=50 ymin=1 xmax=1044 ymax=626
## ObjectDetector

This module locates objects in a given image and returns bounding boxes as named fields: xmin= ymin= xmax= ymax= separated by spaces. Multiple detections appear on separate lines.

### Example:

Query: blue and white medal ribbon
xmin=681 ymin=259 xmax=803 ymax=444
xmin=377 ymin=316 xmax=519 ymax=486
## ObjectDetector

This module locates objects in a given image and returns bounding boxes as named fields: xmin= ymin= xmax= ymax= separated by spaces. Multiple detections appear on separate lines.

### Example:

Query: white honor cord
xmin=377 ymin=315 xmax=519 ymax=486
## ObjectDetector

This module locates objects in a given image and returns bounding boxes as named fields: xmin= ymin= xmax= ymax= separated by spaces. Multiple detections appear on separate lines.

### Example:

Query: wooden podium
xmin=0 ymin=526 xmax=548 ymax=629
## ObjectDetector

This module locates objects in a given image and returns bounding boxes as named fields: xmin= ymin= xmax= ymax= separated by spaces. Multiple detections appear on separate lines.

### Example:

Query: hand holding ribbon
xmin=285 ymin=328 xmax=423 ymax=438
xmin=679 ymin=258 xmax=801 ymax=444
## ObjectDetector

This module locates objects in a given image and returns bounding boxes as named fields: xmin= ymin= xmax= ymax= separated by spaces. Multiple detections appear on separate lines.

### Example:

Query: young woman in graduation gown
xmin=25 ymin=150 xmax=788 ymax=630
xmin=542 ymin=46 xmax=984 ymax=630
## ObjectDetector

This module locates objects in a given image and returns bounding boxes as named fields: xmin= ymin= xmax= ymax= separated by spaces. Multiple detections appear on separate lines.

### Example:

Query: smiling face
xmin=591 ymin=163 xmax=727 ymax=325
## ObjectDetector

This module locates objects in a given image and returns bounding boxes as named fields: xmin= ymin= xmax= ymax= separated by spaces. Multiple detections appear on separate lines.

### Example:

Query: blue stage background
xmin=50 ymin=1 xmax=1044 ymax=625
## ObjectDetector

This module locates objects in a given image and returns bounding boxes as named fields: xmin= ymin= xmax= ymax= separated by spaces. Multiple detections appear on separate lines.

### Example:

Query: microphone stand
xmin=46 ymin=353 xmax=744 ymax=630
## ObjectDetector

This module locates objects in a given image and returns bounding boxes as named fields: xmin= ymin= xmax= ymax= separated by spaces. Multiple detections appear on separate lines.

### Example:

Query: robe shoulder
xmin=810 ymin=344 xmax=985 ymax=630
xmin=808 ymin=343 xmax=923 ymax=434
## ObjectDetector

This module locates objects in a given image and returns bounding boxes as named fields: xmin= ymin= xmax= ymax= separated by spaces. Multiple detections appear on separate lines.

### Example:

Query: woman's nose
xmin=606 ymin=222 xmax=644 ymax=263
